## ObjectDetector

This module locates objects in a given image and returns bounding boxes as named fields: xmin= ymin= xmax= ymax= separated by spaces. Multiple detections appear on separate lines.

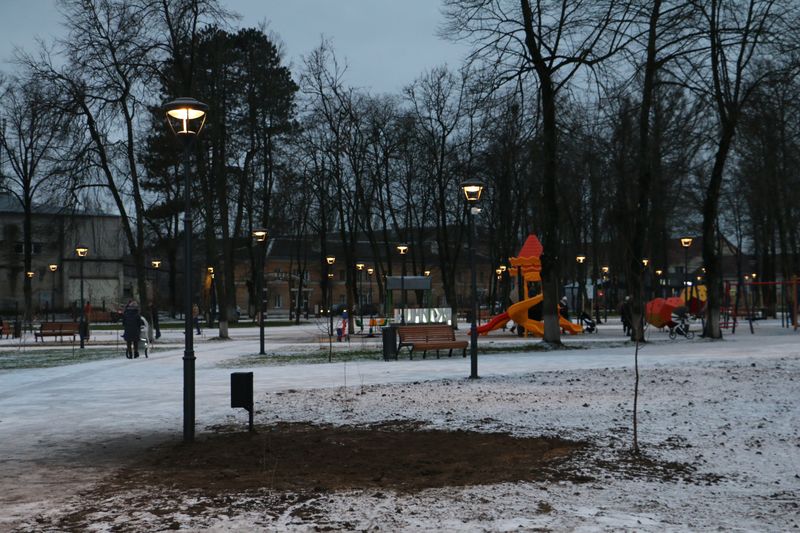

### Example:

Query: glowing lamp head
xmin=601 ymin=265 xmax=609 ymax=274
xmin=424 ymin=270 xmax=431 ymax=277
xmin=396 ymin=244 xmax=409 ymax=255
xmin=460 ymin=179 xmax=485 ymax=203
xmin=367 ymin=267 xmax=374 ymax=276
xmin=26 ymin=271 xmax=35 ymax=279
xmin=325 ymin=255 xmax=336 ymax=265
xmin=164 ymin=97 xmax=208 ymax=138
xmin=680 ymin=237 xmax=693 ymax=248
xmin=642 ymin=258 xmax=650 ymax=267
xmin=151 ymin=259 xmax=162 ymax=269
xmin=356 ymin=262 xmax=365 ymax=271
xmin=49 ymin=264 xmax=58 ymax=272
xmin=75 ymin=245 xmax=89 ymax=258
xmin=252 ymin=228 xmax=268 ymax=242
xmin=576 ymin=255 xmax=586 ymax=264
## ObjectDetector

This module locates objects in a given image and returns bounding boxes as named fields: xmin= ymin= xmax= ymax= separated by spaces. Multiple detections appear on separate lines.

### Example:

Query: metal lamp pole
xmin=326 ymin=255 xmax=336 ymax=336
xmin=75 ymin=246 xmax=88 ymax=348
xmin=461 ymin=179 xmax=485 ymax=380
xmin=164 ymin=96 xmax=208 ymax=443
xmin=576 ymin=254 xmax=586 ymax=322
xmin=681 ymin=237 xmax=692 ymax=305
xmin=49 ymin=264 xmax=58 ymax=322
xmin=396 ymin=244 xmax=408 ymax=324
xmin=356 ymin=262 xmax=365 ymax=332
xmin=253 ymin=229 xmax=268 ymax=355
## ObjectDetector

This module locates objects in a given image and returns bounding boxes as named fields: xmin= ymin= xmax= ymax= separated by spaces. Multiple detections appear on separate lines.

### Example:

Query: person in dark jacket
xmin=122 ymin=300 xmax=141 ymax=359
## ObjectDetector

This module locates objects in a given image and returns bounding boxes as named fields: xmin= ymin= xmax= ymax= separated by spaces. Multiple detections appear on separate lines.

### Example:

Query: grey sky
xmin=0 ymin=0 xmax=470 ymax=94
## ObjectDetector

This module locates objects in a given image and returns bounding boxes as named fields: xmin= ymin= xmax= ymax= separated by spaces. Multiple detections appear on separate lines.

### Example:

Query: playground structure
xmin=476 ymin=235 xmax=582 ymax=337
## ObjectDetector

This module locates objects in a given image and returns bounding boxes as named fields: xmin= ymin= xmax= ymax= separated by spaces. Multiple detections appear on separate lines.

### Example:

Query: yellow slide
xmin=507 ymin=294 xmax=582 ymax=337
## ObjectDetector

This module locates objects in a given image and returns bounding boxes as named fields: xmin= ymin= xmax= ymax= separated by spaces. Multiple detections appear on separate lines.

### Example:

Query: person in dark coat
xmin=150 ymin=302 xmax=161 ymax=339
xmin=122 ymin=300 xmax=141 ymax=359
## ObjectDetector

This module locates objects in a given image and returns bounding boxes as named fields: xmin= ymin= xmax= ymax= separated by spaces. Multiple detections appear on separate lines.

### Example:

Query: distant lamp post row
xmin=164 ymin=96 xmax=208 ymax=443
xmin=576 ymin=254 xmax=586 ymax=317
xmin=253 ymin=228 xmax=269 ymax=355
xmin=461 ymin=178 xmax=485 ymax=380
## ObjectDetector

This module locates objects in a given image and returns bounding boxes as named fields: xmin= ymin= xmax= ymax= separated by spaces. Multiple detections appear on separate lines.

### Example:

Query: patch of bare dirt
xmin=114 ymin=421 xmax=587 ymax=493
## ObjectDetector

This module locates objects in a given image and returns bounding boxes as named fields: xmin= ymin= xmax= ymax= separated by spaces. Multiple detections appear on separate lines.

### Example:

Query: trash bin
xmin=231 ymin=372 xmax=254 ymax=431
xmin=382 ymin=325 xmax=397 ymax=360
xmin=336 ymin=327 xmax=343 ymax=342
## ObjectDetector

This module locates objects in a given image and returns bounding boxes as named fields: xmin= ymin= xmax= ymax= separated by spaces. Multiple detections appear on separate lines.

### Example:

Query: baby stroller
xmin=579 ymin=311 xmax=597 ymax=333
xmin=667 ymin=308 xmax=694 ymax=340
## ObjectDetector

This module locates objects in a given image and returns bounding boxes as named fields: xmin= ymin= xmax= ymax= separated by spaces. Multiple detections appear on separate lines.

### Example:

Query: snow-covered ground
xmin=1 ymin=319 xmax=798 ymax=531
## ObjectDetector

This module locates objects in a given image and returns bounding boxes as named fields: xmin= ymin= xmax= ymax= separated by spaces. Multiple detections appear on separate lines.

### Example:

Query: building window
xmin=14 ymin=242 xmax=42 ymax=255
xmin=274 ymin=293 xmax=282 ymax=308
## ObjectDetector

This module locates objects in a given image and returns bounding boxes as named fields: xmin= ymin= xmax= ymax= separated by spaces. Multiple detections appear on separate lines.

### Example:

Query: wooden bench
xmin=397 ymin=324 xmax=468 ymax=359
xmin=34 ymin=322 xmax=80 ymax=342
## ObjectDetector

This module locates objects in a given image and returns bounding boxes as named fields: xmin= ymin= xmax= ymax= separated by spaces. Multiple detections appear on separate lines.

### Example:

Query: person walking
xmin=122 ymin=300 xmax=141 ymax=359
xmin=150 ymin=302 xmax=161 ymax=339
xmin=192 ymin=303 xmax=201 ymax=335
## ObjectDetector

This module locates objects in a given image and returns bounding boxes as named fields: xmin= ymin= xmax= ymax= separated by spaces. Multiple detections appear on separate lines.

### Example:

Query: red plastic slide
xmin=476 ymin=312 xmax=510 ymax=335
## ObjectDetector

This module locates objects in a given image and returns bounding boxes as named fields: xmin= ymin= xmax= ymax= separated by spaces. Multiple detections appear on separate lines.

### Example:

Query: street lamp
xmin=576 ymin=255 xmax=586 ymax=319
xmin=680 ymin=237 xmax=692 ymax=304
xmin=396 ymin=244 xmax=409 ymax=324
xmin=150 ymin=259 xmax=162 ymax=339
xmin=253 ymin=229 xmax=268 ymax=355
xmin=325 ymin=255 xmax=336 ymax=336
xmin=356 ymin=262 xmax=365 ymax=333
xmin=367 ymin=267 xmax=375 ymax=312
xmin=49 ymin=264 xmax=58 ymax=322
xmin=164 ymin=96 xmax=208 ymax=443
xmin=461 ymin=178 xmax=485 ymax=379
xmin=75 ymin=245 xmax=89 ymax=349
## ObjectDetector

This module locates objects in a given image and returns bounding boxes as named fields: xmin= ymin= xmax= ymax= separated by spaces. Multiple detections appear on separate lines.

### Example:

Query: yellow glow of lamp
xmin=356 ymin=262 xmax=365 ymax=271
xmin=26 ymin=271 xmax=35 ymax=279
xmin=680 ymin=237 xmax=693 ymax=248
xmin=576 ymin=255 xmax=586 ymax=264
xmin=367 ymin=267 xmax=374 ymax=276
xmin=151 ymin=259 xmax=162 ymax=269
xmin=49 ymin=264 xmax=58 ymax=272
xmin=460 ymin=179 xmax=485 ymax=203
xmin=325 ymin=255 xmax=336 ymax=265
xmin=164 ymin=97 xmax=208 ymax=137
xmin=252 ymin=228 xmax=268 ymax=242
xmin=642 ymin=258 xmax=650 ymax=267
xmin=396 ymin=244 xmax=409 ymax=255
xmin=424 ymin=270 xmax=431 ymax=277
xmin=601 ymin=265 xmax=609 ymax=274
xmin=75 ymin=245 xmax=89 ymax=258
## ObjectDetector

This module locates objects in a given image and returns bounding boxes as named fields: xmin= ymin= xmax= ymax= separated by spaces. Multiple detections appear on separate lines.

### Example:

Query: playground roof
xmin=516 ymin=234 xmax=543 ymax=259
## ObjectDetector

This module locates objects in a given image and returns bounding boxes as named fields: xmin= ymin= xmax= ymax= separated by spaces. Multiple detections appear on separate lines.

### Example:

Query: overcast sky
xmin=0 ymin=0 xmax=470 ymax=94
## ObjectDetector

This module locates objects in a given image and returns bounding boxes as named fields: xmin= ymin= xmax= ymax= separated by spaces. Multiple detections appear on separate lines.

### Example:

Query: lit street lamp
xmin=461 ymin=178 xmax=485 ymax=379
xmin=164 ymin=96 xmax=208 ymax=443
xmin=325 ymin=255 xmax=336 ymax=337
xmin=150 ymin=259 xmax=162 ymax=339
xmin=356 ymin=262 xmax=365 ymax=333
xmin=576 ymin=254 xmax=586 ymax=321
xmin=680 ymin=237 xmax=692 ymax=305
xmin=396 ymin=244 xmax=409 ymax=324
xmin=49 ymin=264 xmax=58 ymax=322
xmin=75 ymin=245 xmax=89 ymax=349
xmin=253 ymin=229 xmax=268 ymax=355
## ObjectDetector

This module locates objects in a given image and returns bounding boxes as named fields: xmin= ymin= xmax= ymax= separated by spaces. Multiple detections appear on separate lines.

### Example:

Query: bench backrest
xmin=41 ymin=322 xmax=79 ymax=332
xmin=398 ymin=325 xmax=456 ymax=343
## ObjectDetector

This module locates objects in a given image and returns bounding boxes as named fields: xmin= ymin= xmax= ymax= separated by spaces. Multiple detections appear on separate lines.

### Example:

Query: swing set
xmin=720 ymin=277 xmax=799 ymax=334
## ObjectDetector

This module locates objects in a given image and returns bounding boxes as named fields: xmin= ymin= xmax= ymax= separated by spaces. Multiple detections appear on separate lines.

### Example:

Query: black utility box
xmin=231 ymin=372 xmax=253 ymax=410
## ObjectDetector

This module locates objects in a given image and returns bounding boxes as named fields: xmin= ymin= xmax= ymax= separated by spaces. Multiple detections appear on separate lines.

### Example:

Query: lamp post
xmin=396 ymin=244 xmax=409 ymax=324
xmin=325 ymin=255 xmax=336 ymax=336
xmin=356 ymin=262 xmax=365 ymax=332
xmin=601 ymin=265 xmax=610 ymax=321
xmin=49 ymin=264 xmax=58 ymax=322
xmin=655 ymin=269 xmax=663 ymax=298
xmin=461 ymin=178 xmax=485 ymax=379
xmin=680 ymin=237 xmax=692 ymax=304
xmin=576 ymin=254 xmax=586 ymax=320
xmin=75 ymin=245 xmax=88 ymax=348
xmin=367 ymin=267 xmax=375 ymax=312
xmin=151 ymin=259 xmax=161 ymax=339
xmin=253 ymin=229 xmax=268 ymax=355
xmin=164 ymin=96 xmax=207 ymax=443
